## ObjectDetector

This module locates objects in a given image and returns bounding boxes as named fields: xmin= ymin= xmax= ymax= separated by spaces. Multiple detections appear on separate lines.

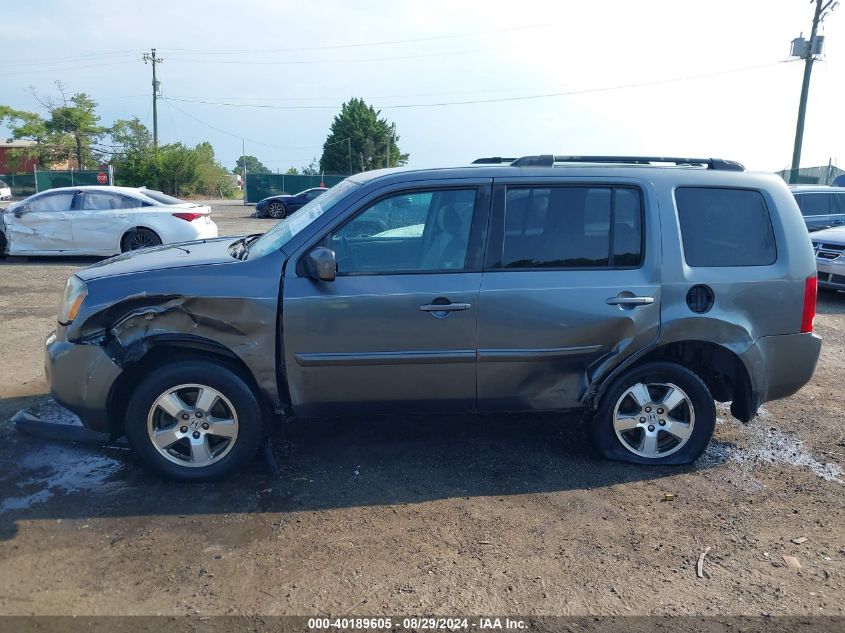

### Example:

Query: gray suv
xmin=45 ymin=155 xmax=822 ymax=481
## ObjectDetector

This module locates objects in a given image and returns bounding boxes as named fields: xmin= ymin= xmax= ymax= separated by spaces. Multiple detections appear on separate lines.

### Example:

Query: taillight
xmin=801 ymin=276 xmax=817 ymax=333
xmin=172 ymin=212 xmax=207 ymax=222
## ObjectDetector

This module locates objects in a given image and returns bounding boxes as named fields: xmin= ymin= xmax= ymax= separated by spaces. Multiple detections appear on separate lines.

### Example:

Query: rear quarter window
xmin=675 ymin=187 xmax=776 ymax=267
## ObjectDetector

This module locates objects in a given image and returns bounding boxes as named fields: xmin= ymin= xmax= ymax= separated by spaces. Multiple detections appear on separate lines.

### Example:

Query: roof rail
xmin=471 ymin=156 xmax=519 ymax=164
xmin=507 ymin=155 xmax=745 ymax=171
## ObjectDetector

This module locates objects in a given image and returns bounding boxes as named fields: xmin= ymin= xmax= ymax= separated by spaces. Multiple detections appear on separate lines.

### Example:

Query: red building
xmin=0 ymin=140 xmax=38 ymax=173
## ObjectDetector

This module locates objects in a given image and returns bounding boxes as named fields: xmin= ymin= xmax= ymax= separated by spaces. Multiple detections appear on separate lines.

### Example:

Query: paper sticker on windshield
xmin=287 ymin=202 xmax=324 ymax=237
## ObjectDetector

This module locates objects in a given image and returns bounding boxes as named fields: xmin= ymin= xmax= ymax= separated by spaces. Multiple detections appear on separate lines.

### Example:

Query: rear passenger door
xmin=477 ymin=181 xmax=661 ymax=411
xmin=73 ymin=191 xmax=138 ymax=253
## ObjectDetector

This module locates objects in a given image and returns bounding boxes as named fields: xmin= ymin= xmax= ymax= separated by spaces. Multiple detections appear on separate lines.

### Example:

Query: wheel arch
xmin=107 ymin=335 xmax=274 ymax=437
xmin=589 ymin=340 xmax=756 ymax=422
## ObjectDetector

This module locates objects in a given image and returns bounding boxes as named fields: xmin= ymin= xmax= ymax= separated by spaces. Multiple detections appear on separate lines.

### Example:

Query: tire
xmin=592 ymin=361 xmax=716 ymax=466
xmin=268 ymin=201 xmax=286 ymax=219
xmin=122 ymin=228 xmax=162 ymax=252
xmin=124 ymin=359 xmax=265 ymax=481
xmin=0 ymin=231 xmax=6 ymax=256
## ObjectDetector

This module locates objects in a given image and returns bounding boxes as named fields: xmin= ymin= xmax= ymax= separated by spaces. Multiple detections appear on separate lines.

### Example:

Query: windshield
xmin=0 ymin=180 xmax=8 ymax=188
xmin=248 ymin=179 xmax=358 ymax=259
xmin=141 ymin=190 xmax=187 ymax=205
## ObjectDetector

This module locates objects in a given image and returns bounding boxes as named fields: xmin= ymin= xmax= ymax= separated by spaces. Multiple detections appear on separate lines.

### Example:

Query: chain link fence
xmin=777 ymin=165 xmax=845 ymax=185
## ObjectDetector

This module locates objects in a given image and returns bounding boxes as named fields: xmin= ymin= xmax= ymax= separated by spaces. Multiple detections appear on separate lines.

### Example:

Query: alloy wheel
xmin=128 ymin=232 xmax=157 ymax=250
xmin=612 ymin=382 xmax=695 ymax=459
xmin=146 ymin=383 xmax=239 ymax=467
xmin=268 ymin=202 xmax=285 ymax=219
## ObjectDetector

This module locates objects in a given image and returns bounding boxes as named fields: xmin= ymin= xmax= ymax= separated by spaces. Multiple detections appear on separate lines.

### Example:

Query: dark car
xmin=254 ymin=187 xmax=327 ymax=219
xmin=45 ymin=156 xmax=820 ymax=482
xmin=790 ymin=185 xmax=845 ymax=232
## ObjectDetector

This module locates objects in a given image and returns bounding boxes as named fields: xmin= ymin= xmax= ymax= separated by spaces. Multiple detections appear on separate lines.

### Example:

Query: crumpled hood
xmin=809 ymin=226 xmax=845 ymax=245
xmin=76 ymin=236 xmax=240 ymax=281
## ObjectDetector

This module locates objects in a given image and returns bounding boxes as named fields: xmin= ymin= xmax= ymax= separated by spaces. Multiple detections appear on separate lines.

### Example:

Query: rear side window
xmin=675 ymin=187 xmax=776 ymax=267
xmin=833 ymin=193 xmax=845 ymax=213
xmin=141 ymin=190 xmax=185 ymax=205
xmin=797 ymin=193 xmax=830 ymax=216
xmin=500 ymin=186 xmax=643 ymax=269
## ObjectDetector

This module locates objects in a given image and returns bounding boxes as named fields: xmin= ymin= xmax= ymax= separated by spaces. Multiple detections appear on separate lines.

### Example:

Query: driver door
xmin=282 ymin=182 xmax=491 ymax=416
xmin=5 ymin=190 xmax=79 ymax=253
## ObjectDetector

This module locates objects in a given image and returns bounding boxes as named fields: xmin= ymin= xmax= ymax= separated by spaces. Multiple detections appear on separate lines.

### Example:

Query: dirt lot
xmin=0 ymin=199 xmax=843 ymax=619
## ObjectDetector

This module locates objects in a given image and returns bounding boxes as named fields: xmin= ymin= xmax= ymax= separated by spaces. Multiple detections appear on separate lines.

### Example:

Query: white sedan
xmin=0 ymin=179 xmax=11 ymax=200
xmin=0 ymin=186 xmax=218 ymax=256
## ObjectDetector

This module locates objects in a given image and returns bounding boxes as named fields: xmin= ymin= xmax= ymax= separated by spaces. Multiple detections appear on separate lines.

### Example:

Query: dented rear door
xmin=476 ymin=179 xmax=662 ymax=411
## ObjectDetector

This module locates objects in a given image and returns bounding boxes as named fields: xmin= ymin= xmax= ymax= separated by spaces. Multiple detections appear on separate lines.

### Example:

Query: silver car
xmin=43 ymin=155 xmax=822 ymax=481
xmin=811 ymin=227 xmax=845 ymax=290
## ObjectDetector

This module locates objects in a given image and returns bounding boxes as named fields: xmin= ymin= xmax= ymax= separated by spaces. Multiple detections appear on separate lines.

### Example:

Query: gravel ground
xmin=0 ymin=199 xmax=843 ymax=618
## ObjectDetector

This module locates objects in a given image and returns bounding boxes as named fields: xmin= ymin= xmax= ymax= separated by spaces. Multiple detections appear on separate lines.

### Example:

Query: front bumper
xmin=44 ymin=331 xmax=123 ymax=433
xmin=817 ymin=258 xmax=845 ymax=290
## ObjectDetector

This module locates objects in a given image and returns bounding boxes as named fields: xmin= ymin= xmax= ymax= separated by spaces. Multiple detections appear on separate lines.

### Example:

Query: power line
xmin=161 ymin=59 xmax=798 ymax=112
xmin=157 ymin=23 xmax=550 ymax=55
xmin=165 ymin=46 xmax=501 ymax=66
xmin=163 ymin=99 xmax=318 ymax=150
xmin=0 ymin=51 xmax=139 ymax=67
xmin=0 ymin=60 xmax=137 ymax=77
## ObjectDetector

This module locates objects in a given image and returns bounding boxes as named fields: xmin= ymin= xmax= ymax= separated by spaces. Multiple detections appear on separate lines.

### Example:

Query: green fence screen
xmin=245 ymin=173 xmax=347 ymax=204
xmin=35 ymin=169 xmax=109 ymax=192
xmin=0 ymin=173 xmax=36 ymax=196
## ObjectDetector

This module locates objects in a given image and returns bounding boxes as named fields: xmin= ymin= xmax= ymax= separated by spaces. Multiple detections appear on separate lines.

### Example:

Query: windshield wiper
xmin=230 ymin=233 xmax=263 ymax=260
xmin=240 ymin=233 xmax=263 ymax=260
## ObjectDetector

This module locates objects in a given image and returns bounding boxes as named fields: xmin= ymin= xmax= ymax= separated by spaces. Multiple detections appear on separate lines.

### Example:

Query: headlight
xmin=58 ymin=275 xmax=87 ymax=325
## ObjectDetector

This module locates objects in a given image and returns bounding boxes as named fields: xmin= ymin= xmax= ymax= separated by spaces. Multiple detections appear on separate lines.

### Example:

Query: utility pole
xmin=142 ymin=48 xmax=164 ymax=149
xmin=242 ymin=139 xmax=247 ymax=206
xmin=789 ymin=0 xmax=837 ymax=181
xmin=347 ymin=138 xmax=352 ymax=174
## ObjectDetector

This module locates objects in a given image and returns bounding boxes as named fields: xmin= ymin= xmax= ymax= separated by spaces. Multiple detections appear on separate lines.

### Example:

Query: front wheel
xmin=268 ymin=201 xmax=286 ymax=219
xmin=124 ymin=360 xmax=265 ymax=481
xmin=592 ymin=361 xmax=715 ymax=465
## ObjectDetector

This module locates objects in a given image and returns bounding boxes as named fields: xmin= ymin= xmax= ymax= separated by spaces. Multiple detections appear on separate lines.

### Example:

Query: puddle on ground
xmin=1 ymin=401 xmax=123 ymax=513
xmin=701 ymin=404 xmax=843 ymax=489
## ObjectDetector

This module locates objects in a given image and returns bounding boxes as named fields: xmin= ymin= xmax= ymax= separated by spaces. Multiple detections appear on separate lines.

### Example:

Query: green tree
xmin=300 ymin=158 xmax=320 ymax=175
xmin=233 ymin=155 xmax=270 ymax=176
xmin=46 ymin=94 xmax=106 ymax=169
xmin=319 ymin=98 xmax=407 ymax=174
xmin=1 ymin=83 xmax=107 ymax=169
xmin=285 ymin=166 xmax=299 ymax=175
xmin=108 ymin=121 xmax=235 ymax=198
xmin=109 ymin=117 xmax=156 ymax=186
xmin=0 ymin=105 xmax=74 ymax=168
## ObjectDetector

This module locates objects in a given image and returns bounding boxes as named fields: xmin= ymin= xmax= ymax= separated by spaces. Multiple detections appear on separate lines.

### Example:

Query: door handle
xmin=419 ymin=302 xmax=471 ymax=312
xmin=606 ymin=296 xmax=654 ymax=306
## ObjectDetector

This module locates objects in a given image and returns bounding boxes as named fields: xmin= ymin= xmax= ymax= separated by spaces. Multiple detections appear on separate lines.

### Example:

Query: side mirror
xmin=13 ymin=204 xmax=29 ymax=218
xmin=306 ymin=247 xmax=337 ymax=282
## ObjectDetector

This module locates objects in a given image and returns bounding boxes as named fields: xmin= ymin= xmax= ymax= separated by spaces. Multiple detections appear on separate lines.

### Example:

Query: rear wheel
xmin=268 ymin=201 xmax=286 ymax=219
xmin=122 ymin=228 xmax=162 ymax=252
xmin=124 ymin=360 xmax=265 ymax=481
xmin=592 ymin=361 xmax=715 ymax=465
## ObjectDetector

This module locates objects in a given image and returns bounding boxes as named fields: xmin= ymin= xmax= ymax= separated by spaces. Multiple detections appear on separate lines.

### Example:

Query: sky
xmin=1 ymin=0 xmax=842 ymax=174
